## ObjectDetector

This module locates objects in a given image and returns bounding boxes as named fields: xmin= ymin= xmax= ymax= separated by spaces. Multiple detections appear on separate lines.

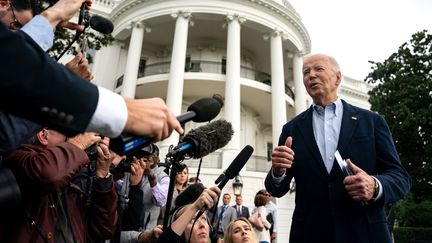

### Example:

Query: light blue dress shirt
xmin=312 ymin=98 xmax=343 ymax=173
xmin=21 ymin=15 xmax=54 ymax=51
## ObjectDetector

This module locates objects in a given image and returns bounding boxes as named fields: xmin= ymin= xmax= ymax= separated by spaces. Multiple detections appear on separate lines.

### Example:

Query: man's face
xmin=302 ymin=54 xmax=341 ymax=106
xmin=235 ymin=195 xmax=242 ymax=205
xmin=0 ymin=2 xmax=33 ymax=31
xmin=223 ymin=194 xmax=231 ymax=205
xmin=141 ymin=153 xmax=158 ymax=168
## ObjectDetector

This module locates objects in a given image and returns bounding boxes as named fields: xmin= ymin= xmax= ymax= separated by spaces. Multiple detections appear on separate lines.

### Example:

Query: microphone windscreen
xmin=187 ymin=97 xmax=221 ymax=122
xmin=224 ymin=145 xmax=254 ymax=179
xmin=181 ymin=120 xmax=233 ymax=158
xmin=89 ymin=15 xmax=114 ymax=34
xmin=212 ymin=94 xmax=224 ymax=108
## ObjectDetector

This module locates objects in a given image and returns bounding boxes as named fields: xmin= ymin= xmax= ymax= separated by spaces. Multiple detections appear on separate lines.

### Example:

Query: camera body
xmin=84 ymin=143 xmax=99 ymax=162
xmin=112 ymin=144 xmax=159 ymax=173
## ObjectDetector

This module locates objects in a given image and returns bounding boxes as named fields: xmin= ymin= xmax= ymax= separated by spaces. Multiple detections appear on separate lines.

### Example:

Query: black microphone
xmin=212 ymin=94 xmax=224 ymax=108
xmin=167 ymin=120 xmax=233 ymax=159
xmin=110 ymin=97 xmax=223 ymax=155
xmin=89 ymin=15 xmax=114 ymax=34
xmin=176 ymin=97 xmax=222 ymax=124
xmin=195 ymin=145 xmax=254 ymax=218
xmin=214 ymin=145 xmax=254 ymax=189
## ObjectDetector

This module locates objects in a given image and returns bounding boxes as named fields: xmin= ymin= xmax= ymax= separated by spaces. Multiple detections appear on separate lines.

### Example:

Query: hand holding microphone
xmin=195 ymin=145 xmax=254 ymax=219
xmin=110 ymin=96 xmax=224 ymax=156
xmin=192 ymin=186 xmax=221 ymax=212
xmin=41 ymin=0 xmax=92 ymax=31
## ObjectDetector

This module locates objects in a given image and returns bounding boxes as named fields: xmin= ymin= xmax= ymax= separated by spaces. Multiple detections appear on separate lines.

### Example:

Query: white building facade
xmin=90 ymin=0 xmax=373 ymax=241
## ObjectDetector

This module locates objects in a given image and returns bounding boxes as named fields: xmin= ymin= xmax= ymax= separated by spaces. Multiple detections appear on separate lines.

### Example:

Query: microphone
xmin=167 ymin=120 xmax=233 ymax=159
xmin=195 ymin=145 xmax=254 ymax=218
xmin=212 ymin=94 xmax=224 ymax=108
xmin=110 ymin=97 xmax=223 ymax=155
xmin=214 ymin=145 xmax=254 ymax=189
xmin=89 ymin=15 xmax=114 ymax=34
xmin=176 ymin=97 xmax=222 ymax=124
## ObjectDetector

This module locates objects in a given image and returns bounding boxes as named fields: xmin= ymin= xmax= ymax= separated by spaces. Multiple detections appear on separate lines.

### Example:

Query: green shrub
xmin=394 ymin=227 xmax=432 ymax=243
xmin=395 ymin=194 xmax=432 ymax=227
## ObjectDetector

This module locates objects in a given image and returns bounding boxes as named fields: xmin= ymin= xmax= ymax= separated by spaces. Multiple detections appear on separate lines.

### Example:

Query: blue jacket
xmin=265 ymin=100 xmax=410 ymax=243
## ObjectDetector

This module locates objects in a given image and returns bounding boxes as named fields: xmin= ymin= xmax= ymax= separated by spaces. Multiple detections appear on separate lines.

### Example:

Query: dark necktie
xmin=237 ymin=206 xmax=241 ymax=217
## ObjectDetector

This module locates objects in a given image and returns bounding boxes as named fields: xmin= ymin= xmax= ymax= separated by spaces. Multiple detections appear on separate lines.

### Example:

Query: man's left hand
xmin=343 ymin=159 xmax=376 ymax=201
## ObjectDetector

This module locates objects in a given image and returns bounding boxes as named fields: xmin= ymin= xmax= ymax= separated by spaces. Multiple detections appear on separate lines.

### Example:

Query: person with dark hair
xmin=265 ymin=53 xmax=410 ymax=243
xmin=254 ymin=189 xmax=276 ymax=242
xmin=233 ymin=194 xmax=250 ymax=219
xmin=0 ymin=130 xmax=118 ymax=242
xmin=215 ymin=193 xmax=237 ymax=243
xmin=157 ymin=185 xmax=220 ymax=243
xmin=0 ymin=0 xmax=94 ymax=155
xmin=0 ymin=0 xmax=184 ymax=140
xmin=252 ymin=193 xmax=271 ymax=243
xmin=120 ymin=144 xmax=169 ymax=235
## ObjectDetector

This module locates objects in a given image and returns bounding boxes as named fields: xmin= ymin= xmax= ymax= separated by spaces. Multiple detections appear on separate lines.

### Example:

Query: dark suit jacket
xmin=0 ymin=113 xmax=42 ymax=155
xmin=265 ymin=100 xmax=410 ymax=243
xmin=0 ymin=23 xmax=98 ymax=137
xmin=232 ymin=205 xmax=250 ymax=219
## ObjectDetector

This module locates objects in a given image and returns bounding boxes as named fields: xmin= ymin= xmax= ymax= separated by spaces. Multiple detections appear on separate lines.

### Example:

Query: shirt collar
xmin=313 ymin=98 xmax=342 ymax=116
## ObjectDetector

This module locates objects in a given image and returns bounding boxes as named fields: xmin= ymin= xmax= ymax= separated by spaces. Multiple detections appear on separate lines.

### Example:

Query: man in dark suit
xmin=232 ymin=194 xmax=250 ymax=219
xmin=265 ymin=54 xmax=410 ymax=243
xmin=0 ymin=2 xmax=182 ymax=140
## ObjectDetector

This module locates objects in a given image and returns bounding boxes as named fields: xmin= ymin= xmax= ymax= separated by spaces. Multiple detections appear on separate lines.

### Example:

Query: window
xmin=221 ymin=57 xmax=226 ymax=74
xmin=138 ymin=58 xmax=147 ymax=78
xmin=267 ymin=142 xmax=273 ymax=161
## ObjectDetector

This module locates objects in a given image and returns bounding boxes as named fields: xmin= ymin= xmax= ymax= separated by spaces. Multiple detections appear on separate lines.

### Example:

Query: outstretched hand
xmin=41 ymin=0 xmax=93 ymax=31
xmin=123 ymin=98 xmax=184 ymax=141
xmin=343 ymin=159 xmax=376 ymax=201
xmin=271 ymin=136 xmax=295 ymax=177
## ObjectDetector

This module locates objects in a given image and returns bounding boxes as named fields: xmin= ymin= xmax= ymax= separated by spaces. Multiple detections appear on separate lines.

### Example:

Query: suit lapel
xmin=296 ymin=107 xmax=328 ymax=176
xmin=337 ymin=100 xmax=360 ymax=154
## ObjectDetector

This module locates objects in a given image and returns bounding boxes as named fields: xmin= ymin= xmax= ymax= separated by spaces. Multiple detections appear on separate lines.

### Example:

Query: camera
xmin=84 ymin=143 xmax=99 ymax=162
xmin=112 ymin=144 xmax=159 ymax=173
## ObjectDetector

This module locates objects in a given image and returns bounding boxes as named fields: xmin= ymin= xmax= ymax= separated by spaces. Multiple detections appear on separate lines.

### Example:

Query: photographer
xmin=0 ymin=129 xmax=118 ymax=243
xmin=119 ymin=144 xmax=169 ymax=241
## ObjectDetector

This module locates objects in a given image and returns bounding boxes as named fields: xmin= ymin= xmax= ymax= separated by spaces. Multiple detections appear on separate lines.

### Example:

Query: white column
xmin=92 ymin=42 xmax=122 ymax=89
xmin=121 ymin=21 xmax=145 ymax=98
xmin=161 ymin=12 xmax=191 ymax=151
xmin=270 ymin=30 xmax=287 ymax=147
xmin=292 ymin=53 xmax=307 ymax=114
xmin=222 ymin=14 xmax=245 ymax=168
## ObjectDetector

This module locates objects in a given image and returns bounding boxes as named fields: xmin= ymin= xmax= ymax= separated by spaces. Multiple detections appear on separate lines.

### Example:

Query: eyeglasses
xmin=190 ymin=214 xmax=208 ymax=225
xmin=9 ymin=5 xmax=23 ymax=30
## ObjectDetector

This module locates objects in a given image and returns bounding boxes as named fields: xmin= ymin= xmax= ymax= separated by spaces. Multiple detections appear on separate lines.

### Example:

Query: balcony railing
xmin=138 ymin=60 xmax=295 ymax=99
xmin=94 ymin=0 xmax=116 ymax=8
xmin=181 ymin=152 xmax=270 ymax=173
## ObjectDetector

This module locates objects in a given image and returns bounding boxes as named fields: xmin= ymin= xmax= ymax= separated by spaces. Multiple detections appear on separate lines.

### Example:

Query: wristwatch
xmin=371 ymin=177 xmax=380 ymax=200
xmin=96 ymin=172 xmax=112 ymax=179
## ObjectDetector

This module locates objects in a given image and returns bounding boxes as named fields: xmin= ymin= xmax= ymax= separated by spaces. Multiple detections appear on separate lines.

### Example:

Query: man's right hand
xmin=40 ymin=0 xmax=92 ymax=30
xmin=123 ymin=98 xmax=184 ymax=142
xmin=271 ymin=136 xmax=294 ymax=177
xmin=129 ymin=157 xmax=145 ymax=186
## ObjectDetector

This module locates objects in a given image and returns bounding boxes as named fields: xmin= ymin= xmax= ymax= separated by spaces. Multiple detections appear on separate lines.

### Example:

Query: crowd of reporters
xmin=0 ymin=0 xmax=274 ymax=242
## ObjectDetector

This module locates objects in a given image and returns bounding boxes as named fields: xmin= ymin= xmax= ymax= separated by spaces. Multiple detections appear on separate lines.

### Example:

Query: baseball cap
xmin=135 ymin=144 xmax=159 ymax=158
